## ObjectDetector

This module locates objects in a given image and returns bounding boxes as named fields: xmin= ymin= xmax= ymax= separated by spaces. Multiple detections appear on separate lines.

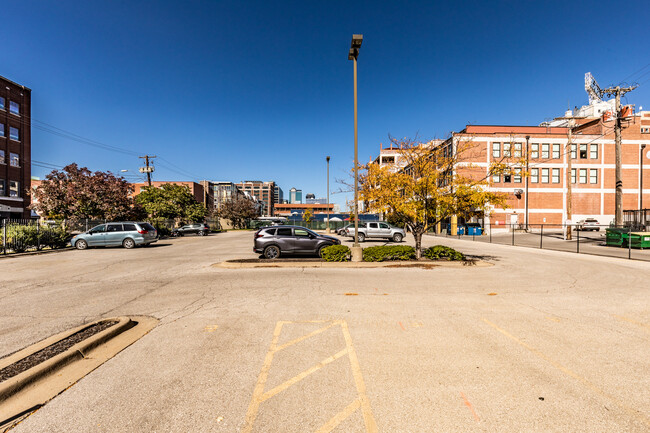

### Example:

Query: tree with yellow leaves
xmin=360 ymin=136 xmax=509 ymax=259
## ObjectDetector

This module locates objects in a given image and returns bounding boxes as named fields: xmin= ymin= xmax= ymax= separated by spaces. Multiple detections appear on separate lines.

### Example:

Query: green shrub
xmin=3 ymin=224 xmax=38 ymax=253
xmin=363 ymin=245 xmax=415 ymax=262
xmin=321 ymin=245 xmax=350 ymax=262
xmin=40 ymin=224 xmax=70 ymax=249
xmin=423 ymin=245 xmax=465 ymax=261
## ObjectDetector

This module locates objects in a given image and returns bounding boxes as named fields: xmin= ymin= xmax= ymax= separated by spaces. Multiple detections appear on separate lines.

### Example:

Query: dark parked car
xmin=254 ymin=226 xmax=341 ymax=259
xmin=172 ymin=223 xmax=210 ymax=237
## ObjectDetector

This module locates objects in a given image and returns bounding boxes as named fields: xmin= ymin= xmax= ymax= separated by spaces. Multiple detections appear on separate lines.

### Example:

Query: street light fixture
xmin=348 ymin=34 xmax=363 ymax=262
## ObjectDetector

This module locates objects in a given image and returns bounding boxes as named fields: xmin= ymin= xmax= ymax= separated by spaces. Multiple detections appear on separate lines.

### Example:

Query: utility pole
xmin=600 ymin=85 xmax=637 ymax=226
xmin=139 ymin=155 xmax=156 ymax=187
xmin=565 ymin=118 xmax=574 ymax=240
xmin=525 ymin=135 xmax=530 ymax=231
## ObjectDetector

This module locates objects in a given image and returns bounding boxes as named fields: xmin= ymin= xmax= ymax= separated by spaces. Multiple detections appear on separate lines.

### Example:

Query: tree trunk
xmin=413 ymin=229 xmax=423 ymax=259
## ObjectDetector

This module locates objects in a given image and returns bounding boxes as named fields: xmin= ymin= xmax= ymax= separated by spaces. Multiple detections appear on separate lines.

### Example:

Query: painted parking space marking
xmin=242 ymin=320 xmax=377 ymax=433
xmin=482 ymin=318 xmax=650 ymax=427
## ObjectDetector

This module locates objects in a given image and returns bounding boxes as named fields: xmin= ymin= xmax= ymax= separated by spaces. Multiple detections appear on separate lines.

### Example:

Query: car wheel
xmin=318 ymin=245 xmax=328 ymax=258
xmin=392 ymin=233 xmax=403 ymax=242
xmin=123 ymin=238 xmax=136 ymax=249
xmin=357 ymin=233 xmax=365 ymax=242
xmin=75 ymin=239 xmax=88 ymax=250
xmin=264 ymin=245 xmax=281 ymax=259
xmin=198 ymin=231 xmax=205 ymax=236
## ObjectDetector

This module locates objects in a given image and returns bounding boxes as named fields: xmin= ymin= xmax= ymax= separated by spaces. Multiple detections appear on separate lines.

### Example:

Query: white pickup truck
xmin=344 ymin=222 xmax=406 ymax=242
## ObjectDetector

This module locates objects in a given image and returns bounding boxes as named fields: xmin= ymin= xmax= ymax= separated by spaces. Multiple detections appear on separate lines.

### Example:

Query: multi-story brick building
xmin=236 ymin=180 xmax=275 ymax=216
xmin=0 ymin=75 xmax=31 ymax=220
xmin=440 ymin=110 xmax=650 ymax=228
xmin=273 ymin=203 xmax=335 ymax=217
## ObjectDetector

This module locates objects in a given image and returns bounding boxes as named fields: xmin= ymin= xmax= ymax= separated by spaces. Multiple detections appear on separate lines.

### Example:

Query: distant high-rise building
xmin=274 ymin=185 xmax=284 ymax=204
xmin=289 ymin=187 xmax=302 ymax=204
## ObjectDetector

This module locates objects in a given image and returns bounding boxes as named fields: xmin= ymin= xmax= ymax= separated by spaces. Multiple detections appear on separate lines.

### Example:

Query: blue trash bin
xmin=457 ymin=226 xmax=465 ymax=235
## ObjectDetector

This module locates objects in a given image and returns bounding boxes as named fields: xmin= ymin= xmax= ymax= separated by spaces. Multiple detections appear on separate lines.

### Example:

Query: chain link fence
xmin=429 ymin=223 xmax=650 ymax=262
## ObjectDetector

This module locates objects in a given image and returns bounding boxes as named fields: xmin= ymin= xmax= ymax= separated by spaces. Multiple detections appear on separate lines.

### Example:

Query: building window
xmin=0 ymin=97 xmax=5 ymax=110
xmin=492 ymin=142 xmax=500 ymax=158
xmin=0 ymin=150 xmax=4 ymax=165
xmin=571 ymin=168 xmax=576 ymax=184
xmin=513 ymin=143 xmax=522 ymax=158
xmin=531 ymin=168 xmax=539 ymax=183
xmin=552 ymin=168 xmax=560 ymax=183
xmin=590 ymin=144 xmax=598 ymax=159
xmin=9 ymin=181 xmax=19 ymax=197
xmin=0 ymin=179 xmax=4 ymax=196
xmin=503 ymin=172 xmax=512 ymax=183
xmin=552 ymin=144 xmax=560 ymax=159
xmin=530 ymin=143 xmax=539 ymax=159
xmin=642 ymin=127 xmax=650 ymax=134
xmin=10 ymin=153 xmax=19 ymax=167
xmin=590 ymin=169 xmax=598 ymax=184
xmin=571 ymin=144 xmax=577 ymax=159
xmin=514 ymin=167 xmax=522 ymax=183
xmin=492 ymin=174 xmax=500 ymax=183
xmin=541 ymin=144 xmax=550 ymax=159
xmin=579 ymin=168 xmax=587 ymax=183
xmin=503 ymin=143 xmax=511 ymax=157
xmin=9 ymin=127 xmax=19 ymax=141
xmin=0 ymin=123 xmax=4 ymax=137
xmin=9 ymin=101 xmax=19 ymax=115
xmin=541 ymin=168 xmax=549 ymax=183
xmin=580 ymin=144 xmax=587 ymax=159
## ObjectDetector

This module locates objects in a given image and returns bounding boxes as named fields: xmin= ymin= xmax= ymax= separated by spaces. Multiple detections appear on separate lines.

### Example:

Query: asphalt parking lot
xmin=1 ymin=231 xmax=649 ymax=432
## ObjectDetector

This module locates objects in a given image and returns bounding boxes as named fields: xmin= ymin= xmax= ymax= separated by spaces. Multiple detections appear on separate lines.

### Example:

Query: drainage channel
xmin=0 ymin=316 xmax=158 ymax=430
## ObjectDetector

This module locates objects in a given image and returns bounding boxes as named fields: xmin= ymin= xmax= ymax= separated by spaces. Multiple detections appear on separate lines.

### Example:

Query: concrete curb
xmin=213 ymin=259 xmax=492 ymax=269
xmin=0 ymin=316 xmax=159 ymax=427
xmin=0 ymin=246 xmax=73 ymax=259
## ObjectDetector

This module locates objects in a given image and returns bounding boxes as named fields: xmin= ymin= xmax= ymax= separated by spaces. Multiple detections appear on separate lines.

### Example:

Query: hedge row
xmin=320 ymin=244 xmax=465 ymax=262
xmin=1 ymin=224 xmax=69 ymax=253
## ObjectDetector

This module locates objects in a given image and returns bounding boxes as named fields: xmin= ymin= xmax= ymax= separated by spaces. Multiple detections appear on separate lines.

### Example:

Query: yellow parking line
xmin=315 ymin=399 xmax=361 ymax=433
xmin=241 ymin=321 xmax=284 ymax=433
xmin=341 ymin=321 xmax=378 ymax=433
xmin=261 ymin=348 xmax=349 ymax=402
xmin=482 ymin=318 xmax=650 ymax=427
xmin=274 ymin=321 xmax=341 ymax=352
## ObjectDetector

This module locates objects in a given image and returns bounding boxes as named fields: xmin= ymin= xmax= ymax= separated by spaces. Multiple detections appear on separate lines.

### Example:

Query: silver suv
xmin=345 ymin=222 xmax=406 ymax=242
xmin=71 ymin=222 xmax=158 ymax=250
xmin=254 ymin=226 xmax=340 ymax=259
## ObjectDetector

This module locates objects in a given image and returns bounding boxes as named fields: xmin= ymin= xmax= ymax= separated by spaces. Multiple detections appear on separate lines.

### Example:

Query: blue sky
xmin=4 ymin=0 xmax=650 ymax=209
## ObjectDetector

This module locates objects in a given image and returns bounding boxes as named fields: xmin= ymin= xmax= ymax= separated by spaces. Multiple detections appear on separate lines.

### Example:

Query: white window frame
xmin=514 ymin=167 xmax=522 ymax=183
xmin=541 ymin=144 xmax=550 ymax=159
xmin=589 ymin=168 xmax=598 ymax=184
xmin=530 ymin=143 xmax=539 ymax=159
xmin=492 ymin=142 xmax=500 ymax=158
xmin=579 ymin=168 xmax=587 ymax=183
xmin=492 ymin=174 xmax=500 ymax=183
xmin=503 ymin=143 xmax=511 ymax=157
xmin=513 ymin=143 xmax=522 ymax=158
xmin=571 ymin=168 xmax=576 ymax=184
xmin=552 ymin=144 xmax=560 ymax=159
xmin=541 ymin=168 xmax=549 ymax=183
xmin=590 ymin=144 xmax=598 ymax=159
xmin=571 ymin=144 xmax=577 ymax=159
xmin=551 ymin=168 xmax=560 ymax=183
xmin=530 ymin=168 xmax=539 ymax=183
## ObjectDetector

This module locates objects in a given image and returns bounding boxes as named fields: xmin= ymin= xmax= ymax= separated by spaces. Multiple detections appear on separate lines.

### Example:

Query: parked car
xmin=575 ymin=218 xmax=600 ymax=231
xmin=172 ymin=223 xmax=210 ymax=237
xmin=345 ymin=222 xmax=406 ymax=242
xmin=71 ymin=222 xmax=157 ymax=250
xmin=254 ymin=225 xmax=341 ymax=259
xmin=337 ymin=224 xmax=353 ymax=236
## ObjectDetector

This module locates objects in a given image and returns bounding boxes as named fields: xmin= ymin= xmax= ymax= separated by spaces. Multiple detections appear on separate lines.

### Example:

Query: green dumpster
xmin=605 ymin=228 xmax=627 ymax=247
xmin=628 ymin=232 xmax=650 ymax=249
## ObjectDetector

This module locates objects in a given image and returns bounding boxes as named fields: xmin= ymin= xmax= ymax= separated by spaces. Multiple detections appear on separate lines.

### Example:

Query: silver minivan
xmin=71 ymin=222 xmax=158 ymax=250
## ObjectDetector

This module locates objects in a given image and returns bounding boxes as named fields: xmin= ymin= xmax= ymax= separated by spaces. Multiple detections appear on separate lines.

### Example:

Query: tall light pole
xmin=641 ymin=144 xmax=647 ymax=213
xmin=348 ymin=34 xmax=363 ymax=262
xmin=525 ymin=135 xmax=530 ymax=231
xmin=326 ymin=156 xmax=331 ymax=234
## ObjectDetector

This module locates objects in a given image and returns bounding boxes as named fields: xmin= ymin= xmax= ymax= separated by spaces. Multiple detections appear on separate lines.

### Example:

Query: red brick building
xmin=442 ymin=111 xmax=650 ymax=228
xmin=273 ymin=202 xmax=335 ymax=217
xmin=0 ymin=75 xmax=31 ymax=219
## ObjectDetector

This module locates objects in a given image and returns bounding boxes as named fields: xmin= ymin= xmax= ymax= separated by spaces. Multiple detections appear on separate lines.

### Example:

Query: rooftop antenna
xmin=585 ymin=72 xmax=603 ymax=105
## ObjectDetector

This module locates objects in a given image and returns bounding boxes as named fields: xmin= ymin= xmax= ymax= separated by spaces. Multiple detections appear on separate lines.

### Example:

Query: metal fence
xmin=429 ymin=223 xmax=650 ymax=262
xmin=1 ymin=219 xmax=70 ymax=255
